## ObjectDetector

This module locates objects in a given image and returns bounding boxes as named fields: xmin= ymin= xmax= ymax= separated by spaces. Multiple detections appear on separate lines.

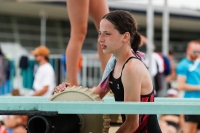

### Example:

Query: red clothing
xmin=133 ymin=91 xmax=154 ymax=133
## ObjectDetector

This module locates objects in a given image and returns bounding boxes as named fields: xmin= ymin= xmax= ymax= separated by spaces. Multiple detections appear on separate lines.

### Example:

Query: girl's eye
xmin=99 ymin=32 xmax=110 ymax=36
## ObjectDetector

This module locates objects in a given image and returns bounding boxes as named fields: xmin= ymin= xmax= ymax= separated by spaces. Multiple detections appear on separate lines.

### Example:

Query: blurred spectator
xmin=166 ymin=51 xmax=177 ymax=89
xmin=159 ymin=89 xmax=183 ymax=133
xmin=141 ymin=36 xmax=167 ymax=96
xmin=189 ymin=41 xmax=200 ymax=73
xmin=31 ymin=46 xmax=55 ymax=96
xmin=77 ymin=55 xmax=83 ymax=84
xmin=176 ymin=40 xmax=200 ymax=133
xmin=0 ymin=115 xmax=27 ymax=133
xmin=0 ymin=45 xmax=6 ymax=86
xmin=145 ymin=45 xmax=165 ymax=96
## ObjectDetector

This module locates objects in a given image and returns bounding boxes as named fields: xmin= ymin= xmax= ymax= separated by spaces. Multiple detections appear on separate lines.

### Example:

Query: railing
xmin=0 ymin=97 xmax=200 ymax=114
xmin=50 ymin=54 xmax=102 ymax=87
xmin=81 ymin=54 xmax=102 ymax=87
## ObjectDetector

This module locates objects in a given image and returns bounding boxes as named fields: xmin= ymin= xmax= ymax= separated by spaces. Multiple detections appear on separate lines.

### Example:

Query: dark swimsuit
xmin=109 ymin=56 xmax=162 ymax=133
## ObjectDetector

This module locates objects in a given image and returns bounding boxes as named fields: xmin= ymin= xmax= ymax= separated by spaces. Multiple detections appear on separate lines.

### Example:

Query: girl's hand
xmin=54 ymin=82 xmax=71 ymax=93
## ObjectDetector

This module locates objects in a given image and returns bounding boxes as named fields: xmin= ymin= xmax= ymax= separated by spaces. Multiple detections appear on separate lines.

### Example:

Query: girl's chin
xmin=103 ymin=50 xmax=112 ymax=54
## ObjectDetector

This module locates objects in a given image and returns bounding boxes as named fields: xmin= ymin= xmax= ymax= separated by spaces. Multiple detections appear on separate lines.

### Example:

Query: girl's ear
xmin=122 ymin=32 xmax=130 ymax=43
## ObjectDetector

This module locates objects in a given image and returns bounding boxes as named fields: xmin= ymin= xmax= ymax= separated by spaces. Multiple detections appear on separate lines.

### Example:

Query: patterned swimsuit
xmin=109 ymin=56 xmax=162 ymax=133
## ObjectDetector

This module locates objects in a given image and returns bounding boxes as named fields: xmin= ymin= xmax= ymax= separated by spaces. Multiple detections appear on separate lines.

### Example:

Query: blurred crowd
xmin=0 ymin=44 xmax=83 ymax=133
xmin=158 ymin=40 xmax=200 ymax=133
xmin=0 ymin=39 xmax=200 ymax=133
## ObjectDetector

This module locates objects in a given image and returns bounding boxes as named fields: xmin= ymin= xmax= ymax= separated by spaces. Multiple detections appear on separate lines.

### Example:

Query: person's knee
xmin=71 ymin=25 xmax=87 ymax=41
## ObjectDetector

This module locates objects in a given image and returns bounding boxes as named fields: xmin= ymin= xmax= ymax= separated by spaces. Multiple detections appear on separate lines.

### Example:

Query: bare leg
xmin=89 ymin=0 xmax=111 ymax=72
xmin=159 ymin=120 xmax=168 ymax=133
xmin=13 ymin=126 xmax=26 ymax=133
xmin=184 ymin=122 xmax=198 ymax=133
xmin=66 ymin=0 xmax=89 ymax=85
xmin=167 ymin=126 xmax=177 ymax=133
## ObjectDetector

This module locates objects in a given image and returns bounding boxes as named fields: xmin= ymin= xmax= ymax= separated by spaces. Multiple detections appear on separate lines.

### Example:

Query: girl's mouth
xmin=101 ymin=45 xmax=107 ymax=49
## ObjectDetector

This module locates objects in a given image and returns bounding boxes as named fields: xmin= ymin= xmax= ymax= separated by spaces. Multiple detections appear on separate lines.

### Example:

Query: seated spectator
xmin=159 ymin=89 xmax=183 ymax=133
xmin=0 ymin=115 xmax=27 ymax=133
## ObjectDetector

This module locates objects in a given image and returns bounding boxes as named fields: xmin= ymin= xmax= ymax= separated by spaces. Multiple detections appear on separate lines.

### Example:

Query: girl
xmin=55 ymin=10 xmax=161 ymax=133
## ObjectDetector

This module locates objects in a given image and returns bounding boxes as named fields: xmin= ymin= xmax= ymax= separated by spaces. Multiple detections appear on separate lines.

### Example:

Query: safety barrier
xmin=1 ymin=97 xmax=200 ymax=133
xmin=0 ymin=97 xmax=200 ymax=114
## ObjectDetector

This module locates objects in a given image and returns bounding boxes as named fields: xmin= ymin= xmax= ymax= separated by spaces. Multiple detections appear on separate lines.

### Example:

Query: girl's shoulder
xmin=122 ymin=58 xmax=147 ymax=77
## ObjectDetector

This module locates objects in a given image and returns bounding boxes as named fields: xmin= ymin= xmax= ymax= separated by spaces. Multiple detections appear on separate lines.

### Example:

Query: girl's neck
xmin=113 ymin=46 xmax=133 ymax=65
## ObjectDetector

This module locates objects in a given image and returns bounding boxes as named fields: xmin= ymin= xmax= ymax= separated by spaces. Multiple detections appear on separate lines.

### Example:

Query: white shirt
xmin=189 ymin=58 xmax=200 ymax=72
xmin=33 ymin=63 xmax=55 ymax=97
xmin=145 ymin=52 xmax=164 ymax=77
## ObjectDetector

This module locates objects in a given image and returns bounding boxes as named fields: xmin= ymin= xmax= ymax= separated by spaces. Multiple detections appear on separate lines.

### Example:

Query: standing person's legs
xmin=89 ymin=0 xmax=111 ymax=72
xmin=184 ymin=115 xmax=198 ymax=133
xmin=66 ymin=0 xmax=89 ymax=85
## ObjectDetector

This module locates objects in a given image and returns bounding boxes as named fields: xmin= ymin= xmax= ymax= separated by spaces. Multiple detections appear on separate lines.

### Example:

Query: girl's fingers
xmin=54 ymin=87 xmax=59 ymax=93
xmin=54 ymin=82 xmax=71 ymax=93
xmin=65 ymin=82 xmax=71 ymax=87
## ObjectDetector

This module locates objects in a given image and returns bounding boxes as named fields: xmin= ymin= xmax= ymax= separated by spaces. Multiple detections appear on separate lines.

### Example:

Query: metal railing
xmin=0 ymin=97 xmax=200 ymax=114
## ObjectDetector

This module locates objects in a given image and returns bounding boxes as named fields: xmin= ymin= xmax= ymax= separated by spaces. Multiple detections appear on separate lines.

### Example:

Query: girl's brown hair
xmin=102 ymin=10 xmax=141 ymax=52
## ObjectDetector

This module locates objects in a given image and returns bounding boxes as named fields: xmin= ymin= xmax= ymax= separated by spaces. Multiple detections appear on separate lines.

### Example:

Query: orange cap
xmin=31 ymin=46 xmax=50 ymax=57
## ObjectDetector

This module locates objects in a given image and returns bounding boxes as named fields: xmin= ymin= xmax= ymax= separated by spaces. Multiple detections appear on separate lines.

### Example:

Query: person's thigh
xmin=159 ymin=121 xmax=168 ymax=133
xmin=184 ymin=122 xmax=198 ymax=133
xmin=13 ymin=126 xmax=26 ymax=133
xmin=167 ymin=125 xmax=177 ymax=133
xmin=66 ymin=0 xmax=89 ymax=35
xmin=184 ymin=115 xmax=198 ymax=133
xmin=89 ymin=0 xmax=109 ymax=30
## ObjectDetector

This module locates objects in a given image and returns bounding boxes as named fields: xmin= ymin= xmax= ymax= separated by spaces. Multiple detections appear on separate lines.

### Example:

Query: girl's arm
xmin=94 ymin=83 xmax=110 ymax=99
xmin=54 ymin=82 xmax=110 ymax=99
xmin=116 ymin=60 xmax=143 ymax=133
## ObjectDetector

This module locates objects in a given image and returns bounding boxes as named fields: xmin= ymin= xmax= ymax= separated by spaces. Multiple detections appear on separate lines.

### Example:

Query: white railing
xmin=81 ymin=54 xmax=101 ymax=87
xmin=42 ymin=53 xmax=102 ymax=87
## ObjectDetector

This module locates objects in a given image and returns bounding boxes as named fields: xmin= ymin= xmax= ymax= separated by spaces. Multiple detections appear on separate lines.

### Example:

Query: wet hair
xmin=102 ymin=10 xmax=141 ymax=52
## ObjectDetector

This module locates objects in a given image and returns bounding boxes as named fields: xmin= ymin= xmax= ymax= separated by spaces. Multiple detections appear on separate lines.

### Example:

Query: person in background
xmin=0 ymin=45 xmax=6 ymax=86
xmin=145 ymin=45 xmax=165 ymax=96
xmin=166 ymin=51 xmax=177 ymax=89
xmin=159 ymin=89 xmax=183 ymax=133
xmin=77 ymin=55 xmax=83 ymax=84
xmin=2 ymin=116 xmax=27 ymax=133
xmin=31 ymin=46 xmax=55 ymax=96
xmin=176 ymin=40 xmax=200 ymax=133
xmin=189 ymin=40 xmax=200 ymax=131
xmin=65 ymin=0 xmax=111 ymax=86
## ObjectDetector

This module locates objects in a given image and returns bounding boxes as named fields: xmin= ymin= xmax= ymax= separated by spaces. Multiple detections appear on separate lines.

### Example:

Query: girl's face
xmin=98 ymin=19 xmax=125 ymax=54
